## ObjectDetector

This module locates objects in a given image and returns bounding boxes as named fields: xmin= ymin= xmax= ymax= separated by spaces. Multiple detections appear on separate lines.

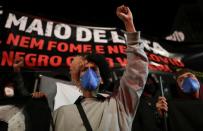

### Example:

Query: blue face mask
xmin=80 ymin=68 xmax=100 ymax=90
xmin=181 ymin=77 xmax=200 ymax=93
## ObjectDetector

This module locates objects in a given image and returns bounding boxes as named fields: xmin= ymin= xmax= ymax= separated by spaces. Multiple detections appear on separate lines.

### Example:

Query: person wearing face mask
xmin=0 ymin=76 xmax=27 ymax=131
xmin=53 ymin=5 xmax=148 ymax=131
xmin=0 ymin=57 xmax=51 ymax=131
xmin=3 ymin=83 xmax=16 ymax=98
xmin=176 ymin=69 xmax=200 ymax=99
xmin=156 ymin=69 xmax=201 ymax=116
xmin=156 ymin=69 xmax=202 ymax=131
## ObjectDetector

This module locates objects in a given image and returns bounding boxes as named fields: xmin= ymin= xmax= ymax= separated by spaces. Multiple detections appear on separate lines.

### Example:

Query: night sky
xmin=1 ymin=0 xmax=196 ymax=38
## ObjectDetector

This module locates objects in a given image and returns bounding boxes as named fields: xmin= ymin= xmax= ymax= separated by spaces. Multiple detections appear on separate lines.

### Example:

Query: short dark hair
xmin=176 ymin=68 xmax=193 ymax=79
xmin=85 ymin=53 xmax=110 ymax=90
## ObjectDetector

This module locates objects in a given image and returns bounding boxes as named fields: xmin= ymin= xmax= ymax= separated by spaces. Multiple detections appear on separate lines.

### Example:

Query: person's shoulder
xmin=54 ymin=104 xmax=76 ymax=112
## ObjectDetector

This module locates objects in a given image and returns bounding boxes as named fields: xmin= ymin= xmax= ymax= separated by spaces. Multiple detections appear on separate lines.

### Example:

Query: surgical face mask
xmin=80 ymin=68 xmax=101 ymax=90
xmin=181 ymin=77 xmax=200 ymax=93
xmin=4 ymin=86 xmax=14 ymax=97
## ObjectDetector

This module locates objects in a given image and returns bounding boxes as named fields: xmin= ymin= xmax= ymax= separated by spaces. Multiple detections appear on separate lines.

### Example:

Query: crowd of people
xmin=0 ymin=4 xmax=202 ymax=131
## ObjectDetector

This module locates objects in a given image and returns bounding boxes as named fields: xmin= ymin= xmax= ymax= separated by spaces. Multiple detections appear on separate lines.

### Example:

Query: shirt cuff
xmin=126 ymin=31 xmax=141 ymax=45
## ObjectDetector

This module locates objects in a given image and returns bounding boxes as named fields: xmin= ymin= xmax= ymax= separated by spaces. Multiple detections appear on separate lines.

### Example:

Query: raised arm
xmin=116 ymin=5 xmax=136 ymax=32
xmin=13 ymin=57 xmax=46 ymax=98
xmin=115 ymin=5 xmax=148 ymax=118
xmin=13 ymin=57 xmax=30 ymax=96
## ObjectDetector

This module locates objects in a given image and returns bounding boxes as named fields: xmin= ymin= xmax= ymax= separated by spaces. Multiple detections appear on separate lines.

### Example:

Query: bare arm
xmin=116 ymin=5 xmax=136 ymax=32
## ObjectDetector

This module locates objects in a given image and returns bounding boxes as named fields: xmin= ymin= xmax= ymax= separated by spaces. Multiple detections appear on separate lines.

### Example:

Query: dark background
xmin=0 ymin=0 xmax=198 ymax=37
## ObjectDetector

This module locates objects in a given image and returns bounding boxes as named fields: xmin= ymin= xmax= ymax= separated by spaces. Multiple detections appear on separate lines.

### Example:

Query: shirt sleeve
xmin=115 ymin=31 xmax=148 ymax=118
xmin=12 ymin=71 xmax=30 ymax=96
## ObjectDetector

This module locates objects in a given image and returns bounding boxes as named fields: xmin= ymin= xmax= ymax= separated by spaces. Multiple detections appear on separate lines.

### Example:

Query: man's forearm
xmin=124 ymin=20 xmax=136 ymax=33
